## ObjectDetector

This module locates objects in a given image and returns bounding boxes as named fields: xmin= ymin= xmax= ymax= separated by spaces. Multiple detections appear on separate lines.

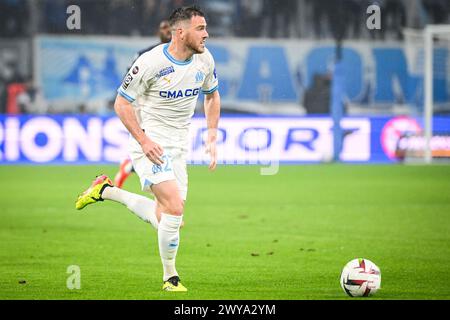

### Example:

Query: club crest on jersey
xmin=195 ymin=71 xmax=204 ymax=83
xmin=121 ymin=73 xmax=133 ymax=90
xmin=156 ymin=66 xmax=175 ymax=79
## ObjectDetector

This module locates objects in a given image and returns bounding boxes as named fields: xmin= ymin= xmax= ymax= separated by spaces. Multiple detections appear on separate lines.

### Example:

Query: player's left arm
xmin=204 ymin=90 xmax=221 ymax=171
xmin=202 ymin=51 xmax=220 ymax=171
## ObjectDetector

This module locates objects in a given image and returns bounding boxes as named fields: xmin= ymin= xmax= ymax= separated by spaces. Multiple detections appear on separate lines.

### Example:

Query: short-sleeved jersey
xmin=117 ymin=43 xmax=218 ymax=131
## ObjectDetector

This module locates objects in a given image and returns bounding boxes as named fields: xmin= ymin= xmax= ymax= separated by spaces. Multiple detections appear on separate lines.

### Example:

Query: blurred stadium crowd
xmin=1 ymin=0 xmax=450 ymax=115
xmin=1 ymin=0 xmax=449 ymax=39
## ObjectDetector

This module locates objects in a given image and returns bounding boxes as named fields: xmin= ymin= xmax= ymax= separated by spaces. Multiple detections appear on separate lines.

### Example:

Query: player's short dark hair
xmin=168 ymin=5 xmax=205 ymax=27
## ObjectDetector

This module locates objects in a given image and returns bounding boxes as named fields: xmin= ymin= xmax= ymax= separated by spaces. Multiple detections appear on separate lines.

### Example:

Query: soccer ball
xmin=340 ymin=258 xmax=381 ymax=297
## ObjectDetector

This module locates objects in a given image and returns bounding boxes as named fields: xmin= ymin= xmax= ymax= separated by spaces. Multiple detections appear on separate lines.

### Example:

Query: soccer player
xmin=75 ymin=6 xmax=220 ymax=292
xmin=114 ymin=20 xmax=172 ymax=188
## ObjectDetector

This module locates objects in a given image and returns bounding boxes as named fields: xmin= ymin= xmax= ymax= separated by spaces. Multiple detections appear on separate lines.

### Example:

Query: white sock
xmin=158 ymin=213 xmax=183 ymax=281
xmin=102 ymin=186 xmax=158 ymax=230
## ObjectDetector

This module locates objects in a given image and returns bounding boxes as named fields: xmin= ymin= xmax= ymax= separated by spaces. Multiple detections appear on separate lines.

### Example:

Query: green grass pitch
xmin=0 ymin=164 xmax=449 ymax=300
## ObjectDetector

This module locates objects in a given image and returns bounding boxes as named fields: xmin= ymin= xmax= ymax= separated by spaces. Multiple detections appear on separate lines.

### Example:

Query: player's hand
xmin=141 ymin=138 xmax=164 ymax=165
xmin=205 ymin=141 xmax=217 ymax=171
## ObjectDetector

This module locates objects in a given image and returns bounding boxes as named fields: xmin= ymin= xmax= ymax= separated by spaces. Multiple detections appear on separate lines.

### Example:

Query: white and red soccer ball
xmin=340 ymin=258 xmax=381 ymax=297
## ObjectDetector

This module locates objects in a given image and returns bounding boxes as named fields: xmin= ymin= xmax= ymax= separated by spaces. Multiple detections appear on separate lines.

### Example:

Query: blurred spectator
xmin=307 ymin=0 xmax=330 ymax=39
xmin=16 ymin=81 xmax=48 ymax=114
xmin=81 ymin=0 xmax=109 ymax=34
xmin=262 ymin=0 xmax=278 ymax=38
xmin=107 ymin=0 xmax=141 ymax=35
xmin=403 ymin=0 xmax=428 ymax=29
xmin=201 ymin=0 xmax=234 ymax=37
xmin=383 ymin=0 xmax=407 ymax=39
xmin=346 ymin=0 xmax=364 ymax=39
xmin=9 ymin=0 xmax=450 ymax=39
xmin=238 ymin=0 xmax=264 ymax=37
xmin=140 ymin=0 xmax=160 ymax=36
xmin=126 ymin=20 xmax=172 ymax=74
xmin=279 ymin=0 xmax=298 ymax=38
xmin=0 ymin=0 xmax=29 ymax=37
xmin=423 ymin=0 xmax=450 ymax=24
xmin=0 ymin=47 xmax=25 ymax=114
xmin=261 ymin=0 xmax=298 ymax=38
xmin=303 ymin=74 xmax=331 ymax=114
xmin=77 ymin=103 xmax=87 ymax=114
xmin=326 ymin=0 xmax=349 ymax=41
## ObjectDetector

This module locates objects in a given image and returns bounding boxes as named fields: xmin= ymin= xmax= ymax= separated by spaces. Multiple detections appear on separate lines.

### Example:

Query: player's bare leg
xmin=151 ymin=180 xmax=187 ymax=292
xmin=153 ymin=199 xmax=185 ymax=228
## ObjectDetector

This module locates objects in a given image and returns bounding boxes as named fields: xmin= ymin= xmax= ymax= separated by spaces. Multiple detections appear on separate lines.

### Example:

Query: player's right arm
xmin=114 ymin=54 xmax=164 ymax=165
xmin=113 ymin=96 xmax=163 ymax=165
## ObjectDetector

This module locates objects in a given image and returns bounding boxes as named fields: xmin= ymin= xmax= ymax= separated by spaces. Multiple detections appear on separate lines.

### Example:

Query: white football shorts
xmin=128 ymin=126 xmax=189 ymax=200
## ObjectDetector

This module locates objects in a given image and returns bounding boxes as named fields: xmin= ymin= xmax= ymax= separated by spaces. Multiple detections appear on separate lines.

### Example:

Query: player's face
xmin=159 ymin=21 xmax=172 ymax=43
xmin=184 ymin=16 xmax=208 ymax=54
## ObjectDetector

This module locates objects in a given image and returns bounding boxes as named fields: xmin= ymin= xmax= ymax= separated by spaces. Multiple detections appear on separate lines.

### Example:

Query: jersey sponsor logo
xmin=159 ymin=87 xmax=201 ymax=99
xmin=121 ymin=73 xmax=133 ymax=90
xmin=132 ymin=66 xmax=139 ymax=75
xmin=155 ymin=66 xmax=175 ymax=79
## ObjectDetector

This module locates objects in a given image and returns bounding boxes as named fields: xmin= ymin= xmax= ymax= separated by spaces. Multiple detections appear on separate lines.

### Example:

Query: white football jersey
xmin=117 ymin=43 xmax=218 ymax=131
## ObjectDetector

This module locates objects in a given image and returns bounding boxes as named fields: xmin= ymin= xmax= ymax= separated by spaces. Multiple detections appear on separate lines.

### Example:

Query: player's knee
xmin=171 ymin=200 xmax=184 ymax=216
xmin=165 ymin=199 xmax=184 ymax=216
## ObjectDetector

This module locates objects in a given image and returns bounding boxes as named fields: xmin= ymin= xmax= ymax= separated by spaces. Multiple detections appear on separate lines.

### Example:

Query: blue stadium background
xmin=1 ymin=0 xmax=449 ymax=164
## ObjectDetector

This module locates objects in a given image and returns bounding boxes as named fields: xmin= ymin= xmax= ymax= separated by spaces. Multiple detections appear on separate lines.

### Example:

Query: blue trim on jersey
xmin=163 ymin=43 xmax=193 ymax=65
xmin=117 ymin=88 xmax=135 ymax=103
xmin=143 ymin=179 xmax=153 ymax=189
xmin=202 ymin=85 xmax=219 ymax=94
